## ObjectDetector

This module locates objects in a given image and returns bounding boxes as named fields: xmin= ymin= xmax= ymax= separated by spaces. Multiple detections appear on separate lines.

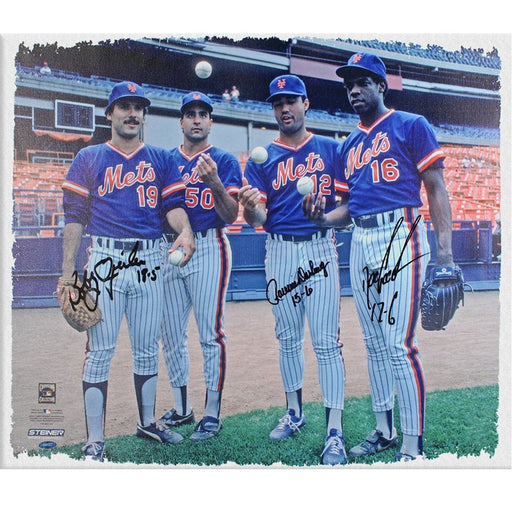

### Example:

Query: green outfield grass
xmin=24 ymin=385 xmax=499 ymax=466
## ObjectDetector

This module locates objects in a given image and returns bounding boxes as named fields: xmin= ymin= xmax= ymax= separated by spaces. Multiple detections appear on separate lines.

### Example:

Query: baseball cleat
xmin=348 ymin=429 xmax=398 ymax=457
xmin=321 ymin=429 xmax=347 ymax=466
xmin=136 ymin=421 xmax=184 ymax=444
xmin=269 ymin=409 xmax=306 ymax=441
xmin=189 ymin=416 xmax=222 ymax=441
xmin=394 ymin=452 xmax=426 ymax=462
xmin=159 ymin=408 xmax=195 ymax=427
xmin=82 ymin=441 xmax=105 ymax=462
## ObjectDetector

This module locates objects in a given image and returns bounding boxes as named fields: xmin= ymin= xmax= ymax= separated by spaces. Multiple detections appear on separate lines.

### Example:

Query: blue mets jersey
xmin=163 ymin=144 xmax=242 ymax=233
xmin=62 ymin=142 xmax=186 ymax=238
xmin=338 ymin=109 xmax=445 ymax=218
xmin=244 ymin=133 xmax=346 ymax=236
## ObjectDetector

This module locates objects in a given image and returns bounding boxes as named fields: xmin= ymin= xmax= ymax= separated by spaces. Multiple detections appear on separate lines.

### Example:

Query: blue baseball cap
xmin=336 ymin=53 xmax=387 ymax=81
xmin=266 ymin=74 xmax=308 ymax=102
xmin=105 ymin=81 xmax=150 ymax=114
xmin=181 ymin=91 xmax=213 ymax=113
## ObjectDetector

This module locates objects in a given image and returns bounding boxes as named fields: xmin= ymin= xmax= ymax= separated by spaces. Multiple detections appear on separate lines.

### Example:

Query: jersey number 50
xmin=185 ymin=187 xmax=214 ymax=209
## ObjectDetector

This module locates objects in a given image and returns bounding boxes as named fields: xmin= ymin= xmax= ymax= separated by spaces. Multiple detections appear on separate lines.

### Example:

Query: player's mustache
xmin=124 ymin=117 xmax=140 ymax=124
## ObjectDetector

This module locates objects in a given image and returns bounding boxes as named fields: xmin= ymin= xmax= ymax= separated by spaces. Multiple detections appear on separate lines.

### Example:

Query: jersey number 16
xmin=371 ymin=158 xmax=399 ymax=183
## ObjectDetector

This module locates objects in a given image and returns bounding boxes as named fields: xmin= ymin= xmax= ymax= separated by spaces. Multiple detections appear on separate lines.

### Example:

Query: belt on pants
xmin=269 ymin=229 xmax=330 ymax=242
xmin=93 ymin=236 xmax=159 ymax=251
xmin=353 ymin=208 xmax=414 ymax=229
xmin=162 ymin=228 xmax=221 ymax=243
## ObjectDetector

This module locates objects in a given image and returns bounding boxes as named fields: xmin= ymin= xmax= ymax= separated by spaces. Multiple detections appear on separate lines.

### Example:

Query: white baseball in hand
xmin=296 ymin=176 xmax=314 ymax=195
xmin=169 ymin=250 xmax=184 ymax=266
xmin=250 ymin=146 xmax=268 ymax=164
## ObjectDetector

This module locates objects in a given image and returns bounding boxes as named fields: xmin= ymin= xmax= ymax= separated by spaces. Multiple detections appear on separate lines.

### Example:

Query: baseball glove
xmin=420 ymin=265 xmax=465 ymax=331
xmin=57 ymin=276 xmax=102 ymax=332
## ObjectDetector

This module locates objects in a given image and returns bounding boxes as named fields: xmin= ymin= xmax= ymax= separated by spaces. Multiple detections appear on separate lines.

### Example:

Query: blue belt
xmin=353 ymin=210 xmax=397 ymax=229
xmin=94 ymin=237 xmax=158 ymax=251
xmin=269 ymin=229 xmax=329 ymax=242
xmin=163 ymin=228 xmax=219 ymax=243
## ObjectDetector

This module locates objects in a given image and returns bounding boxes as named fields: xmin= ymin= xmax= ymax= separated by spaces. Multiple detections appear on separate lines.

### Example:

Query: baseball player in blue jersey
xmin=239 ymin=75 xmax=347 ymax=465
xmin=159 ymin=92 xmax=242 ymax=441
xmin=304 ymin=53 xmax=454 ymax=462
xmin=60 ymin=81 xmax=196 ymax=461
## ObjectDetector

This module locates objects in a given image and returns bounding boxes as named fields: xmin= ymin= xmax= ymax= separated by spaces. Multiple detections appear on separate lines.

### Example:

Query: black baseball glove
xmin=420 ymin=265 xmax=465 ymax=331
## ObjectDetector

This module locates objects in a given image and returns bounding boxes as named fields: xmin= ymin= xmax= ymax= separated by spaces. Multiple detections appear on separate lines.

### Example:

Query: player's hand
xmin=238 ymin=177 xmax=261 ymax=212
xmin=196 ymin=153 xmax=219 ymax=186
xmin=171 ymin=229 xmax=196 ymax=265
xmin=302 ymin=192 xmax=328 ymax=227
xmin=432 ymin=254 xmax=456 ymax=287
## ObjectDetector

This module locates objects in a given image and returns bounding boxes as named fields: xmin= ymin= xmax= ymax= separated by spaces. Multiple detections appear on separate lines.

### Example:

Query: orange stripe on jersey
xmin=335 ymin=180 xmax=349 ymax=194
xmin=356 ymin=109 xmax=395 ymax=135
xmin=226 ymin=185 xmax=241 ymax=196
xmin=162 ymin=182 xmax=186 ymax=198
xmin=106 ymin=141 xmax=145 ymax=159
xmin=62 ymin=180 xmax=89 ymax=197
xmin=417 ymin=148 xmax=445 ymax=172
xmin=272 ymin=132 xmax=313 ymax=151
xmin=178 ymin=144 xmax=213 ymax=161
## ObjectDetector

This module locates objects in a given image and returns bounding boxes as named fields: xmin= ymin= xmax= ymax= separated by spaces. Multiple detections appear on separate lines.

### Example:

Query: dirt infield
xmin=9 ymin=290 xmax=500 ymax=453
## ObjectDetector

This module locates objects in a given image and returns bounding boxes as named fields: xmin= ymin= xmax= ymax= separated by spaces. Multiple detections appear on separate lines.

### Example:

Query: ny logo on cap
xmin=127 ymin=83 xmax=137 ymax=93
xmin=277 ymin=78 xmax=287 ymax=89
xmin=193 ymin=93 xmax=202 ymax=100
xmin=352 ymin=54 xmax=363 ymax=63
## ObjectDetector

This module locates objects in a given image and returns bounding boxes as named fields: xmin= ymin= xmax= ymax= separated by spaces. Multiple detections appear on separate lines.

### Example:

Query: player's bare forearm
xmin=238 ymin=178 xmax=267 ymax=227
xmin=211 ymin=184 xmax=240 ymax=224
xmin=197 ymin=153 xmax=239 ymax=224
xmin=325 ymin=203 xmax=351 ymax=228
xmin=165 ymin=207 xmax=196 ymax=263
xmin=302 ymin=194 xmax=351 ymax=228
xmin=422 ymin=168 xmax=454 ymax=266
xmin=242 ymin=203 xmax=267 ymax=227
xmin=62 ymin=222 xmax=84 ymax=278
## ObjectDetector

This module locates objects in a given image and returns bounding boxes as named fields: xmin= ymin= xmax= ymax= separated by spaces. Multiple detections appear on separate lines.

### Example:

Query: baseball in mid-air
xmin=195 ymin=60 xmax=212 ymax=79
xmin=168 ymin=250 xmax=184 ymax=266
xmin=296 ymin=176 xmax=314 ymax=195
xmin=250 ymin=146 xmax=268 ymax=164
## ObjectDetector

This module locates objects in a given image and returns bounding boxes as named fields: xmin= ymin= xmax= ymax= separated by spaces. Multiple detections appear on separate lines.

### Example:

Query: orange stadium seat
xmin=419 ymin=144 xmax=502 ymax=222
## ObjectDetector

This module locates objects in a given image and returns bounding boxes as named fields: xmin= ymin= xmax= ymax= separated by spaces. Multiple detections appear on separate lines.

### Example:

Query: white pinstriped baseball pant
xmin=161 ymin=228 xmax=231 ymax=393
xmin=265 ymin=230 xmax=345 ymax=410
xmin=349 ymin=207 xmax=429 ymax=436
xmin=83 ymin=237 xmax=163 ymax=383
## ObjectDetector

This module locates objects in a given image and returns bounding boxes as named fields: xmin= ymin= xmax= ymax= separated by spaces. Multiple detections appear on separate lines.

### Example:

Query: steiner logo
xmin=28 ymin=429 xmax=65 ymax=437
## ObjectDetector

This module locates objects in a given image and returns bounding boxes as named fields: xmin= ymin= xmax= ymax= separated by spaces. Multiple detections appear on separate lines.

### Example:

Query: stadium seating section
xmin=418 ymin=145 xmax=500 ymax=224
xmin=13 ymin=144 xmax=500 ymax=237
xmin=15 ymin=64 xmax=501 ymax=142
xmin=337 ymin=38 xmax=501 ymax=69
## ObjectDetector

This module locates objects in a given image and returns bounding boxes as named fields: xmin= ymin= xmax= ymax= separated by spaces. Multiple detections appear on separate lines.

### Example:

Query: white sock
xmin=286 ymin=390 xmax=302 ymax=417
xmin=375 ymin=410 xmax=395 ymax=439
xmin=401 ymin=434 xmax=421 ymax=456
xmin=326 ymin=407 xmax=343 ymax=434
xmin=84 ymin=386 xmax=105 ymax=442
xmin=172 ymin=386 xmax=191 ymax=416
xmin=205 ymin=390 xmax=221 ymax=418
xmin=134 ymin=374 xmax=158 ymax=427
